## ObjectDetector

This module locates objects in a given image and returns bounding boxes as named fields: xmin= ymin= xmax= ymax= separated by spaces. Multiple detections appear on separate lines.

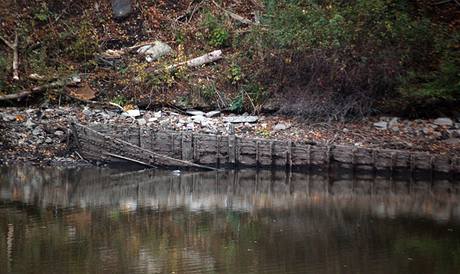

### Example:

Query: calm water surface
xmin=1 ymin=166 xmax=460 ymax=274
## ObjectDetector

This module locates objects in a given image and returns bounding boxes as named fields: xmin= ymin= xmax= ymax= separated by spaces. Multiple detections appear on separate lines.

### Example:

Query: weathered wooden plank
xmin=73 ymin=123 xmax=460 ymax=174
xmin=181 ymin=132 xmax=193 ymax=161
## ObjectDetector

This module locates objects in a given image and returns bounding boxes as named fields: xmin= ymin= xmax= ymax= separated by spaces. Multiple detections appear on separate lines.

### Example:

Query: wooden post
xmin=228 ymin=134 xmax=236 ymax=166
xmin=256 ymin=141 xmax=260 ymax=167
xmin=270 ymin=141 xmax=275 ymax=168
xmin=216 ymin=135 xmax=220 ymax=168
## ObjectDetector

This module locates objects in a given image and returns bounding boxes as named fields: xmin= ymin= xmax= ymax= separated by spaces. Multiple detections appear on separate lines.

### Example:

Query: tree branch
xmin=0 ymin=32 xmax=19 ymax=81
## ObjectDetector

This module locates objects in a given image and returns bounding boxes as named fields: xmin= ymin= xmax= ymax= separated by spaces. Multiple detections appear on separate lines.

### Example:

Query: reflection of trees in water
xmin=1 ymin=166 xmax=459 ymax=223
xmin=1 ymin=166 xmax=460 ymax=273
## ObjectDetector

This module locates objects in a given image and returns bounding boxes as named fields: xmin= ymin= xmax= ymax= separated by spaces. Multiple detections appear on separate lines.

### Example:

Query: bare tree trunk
xmin=0 ymin=32 xmax=19 ymax=81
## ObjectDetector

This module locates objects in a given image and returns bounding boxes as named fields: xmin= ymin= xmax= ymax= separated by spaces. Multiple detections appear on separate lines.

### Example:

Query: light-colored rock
xmin=433 ymin=117 xmax=453 ymax=127
xmin=24 ymin=119 xmax=36 ymax=129
xmin=388 ymin=117 xmax=399 ymax=129
xmin=186 ymin=110 xmax=205 ymax=116
xmin=273 ymin=123 xmax=289 ymax=131
xmin=373 ymin=121 xmax=388 ymax=129
xmin=32 ymin=128 xmax=43 ymax=136
xmin=137 ymin=118 xmax=147 ymax=126
xmin=442 ymin=138 xmax=460 ymax=145
xmin=123 ymin=109 xmax=141 ymax=118
xmin=137 ymin=41 xmax=172 ymax=62
xmin=186 ymin=123 xmax=195 ymax=131
xmin=192 ymin=115 xmax=207 ymax=123
xmin=205 ymin=110 xmax=221 ymax=118
xmin=223 ymin=116 xmax=259 ymax=124
xmin=54 ymin=130 xmax=65 ymax=137
xmin=1 ymin=114 xmax=16 ymax=122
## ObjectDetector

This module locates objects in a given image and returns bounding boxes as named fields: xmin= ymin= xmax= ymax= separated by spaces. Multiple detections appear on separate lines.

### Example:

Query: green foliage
xmin=0 ymin=55 xmax=7 ymax=90
xmin=246 ymin=0 xmax=460 ymax=118
xmin=68 ymin=21 xmax=99 ymax=61
xmin=33 ymin=3 xmax=51 ymax=23
xmin=175 ymin=31 xmax=186 ymax=45
xmin=199 ymin=83 xmax=217 ymax=101
xmin=229 ymin=93 xmax=244 ymax=113
xmin=228 ymin=64 xmax=243 ymax=85
xmin=202 ymin=12 xmax=230 ymax=47
xmin=111 ymin=95 xmax=127 ymax=107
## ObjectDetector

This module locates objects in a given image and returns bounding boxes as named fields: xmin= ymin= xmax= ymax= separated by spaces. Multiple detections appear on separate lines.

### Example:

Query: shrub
xmin=245 ymin=0 xmax=459 ymax=119
xmin=202 ymin=12 xmax=230 ymax=47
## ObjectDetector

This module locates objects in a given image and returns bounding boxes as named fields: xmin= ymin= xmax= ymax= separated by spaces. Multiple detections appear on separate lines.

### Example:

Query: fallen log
xmin=152 ymin=50 xmax=222 ymax=74
xmin=0 ymin=75 xmax=81 ymax=101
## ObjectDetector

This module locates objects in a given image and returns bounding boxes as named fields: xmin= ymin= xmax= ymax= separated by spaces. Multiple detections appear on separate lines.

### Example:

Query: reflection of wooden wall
xmin=1 ymin=166 xmax=460 ymax=223
xmin=75 ymin=124 xmax=460 ymax=173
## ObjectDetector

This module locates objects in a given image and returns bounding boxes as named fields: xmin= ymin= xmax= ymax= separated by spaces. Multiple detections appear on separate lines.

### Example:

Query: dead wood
xmin=0 ymin=32 xmax=19 ymax=81
xmin=73 ymin=122 xmax=221 ymax=171
xmin=151 ymin=50 xmax=223 ymax=74
xmin=0 ymin=75 xmax=81 ymax=101
xmin=211 ymin=0 xmax=255 ymax=25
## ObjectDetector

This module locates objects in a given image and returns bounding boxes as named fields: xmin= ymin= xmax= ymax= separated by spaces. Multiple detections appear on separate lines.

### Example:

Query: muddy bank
xmin=1 ymin=105 xmax=459 ymax=167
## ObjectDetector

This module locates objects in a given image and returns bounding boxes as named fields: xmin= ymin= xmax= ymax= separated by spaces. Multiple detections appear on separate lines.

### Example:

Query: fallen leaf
xmin=69 ymin=84 xmax=96 ymax=100
xmin=15 ymin=115 xmax=25 ymax=122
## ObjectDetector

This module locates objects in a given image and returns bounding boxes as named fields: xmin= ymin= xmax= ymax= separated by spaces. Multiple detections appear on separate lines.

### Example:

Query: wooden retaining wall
xmin=73 ymin=123 xmax=460 ymax=174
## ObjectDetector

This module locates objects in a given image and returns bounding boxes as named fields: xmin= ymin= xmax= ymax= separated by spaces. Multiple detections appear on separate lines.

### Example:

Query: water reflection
xmin=0 ymin=166 xmax=460 ymax=274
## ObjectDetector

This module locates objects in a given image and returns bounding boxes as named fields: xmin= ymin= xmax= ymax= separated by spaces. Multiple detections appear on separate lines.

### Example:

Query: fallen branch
xmin=211 ymin=0 xmax=255 ymax=25
xmin=0 ymin=32 xmax=19 ymax=80
xmin=0 ymin=75 xmax=81 ymax=101
xmin=100 ymin=41 xmax=160 ymax=59
xmin=153 ymin=50 xmax=222 ymax=74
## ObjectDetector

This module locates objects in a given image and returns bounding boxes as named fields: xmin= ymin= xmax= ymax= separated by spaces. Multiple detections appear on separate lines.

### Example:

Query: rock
xmin=373 ymin=121 xmax=388 ymax=129
xmin=45 ymin=137 xmax=53 ymax=144
xmin=54 ymin=130 xmax=65 ymax=137
xmin=1 ymin=114 xmax=16 ymax=122
xmin=273 ymin=123 xmax=289 ymax=131
xmin=186 ymin=110 xmax=205 ymax=116
xmin=24 ymin=119 xmax=36 ymax=129
xmin=111 ymin=0 xmax=132 ymax=19
xmin=205 ymin=110 xmax=221 ymax=118
xmin=433 ymin=117 xmax=453 ymax=127
xmin=448 ymin=129 xmax=460 ymax=138
xmin=455 ymin=123 xmax=460 ymax=129
xmin=343 ymin=128 xmax=349 ymax=133
xmin=32 ymin=128 xmax=43 ymax=136
xmin=82 ymin=108 xmax=92 ymax=116
xmin=223 ymin=116 xmax=259 ymax=124
xmin=123 ymin=109 xmax=141 ymax=118
xmin=137 ymin=41 xmax=172 ymax=62
xmin=186 ymin=123 xmax=195 ymax=131
xmin=442 ymin=138 xmax=460 ymax=145
xmin=388 ymin=117 xmax=399 ymax=129
xmin=137 ymin=118 xmax=147 ymax=126
xmin=422 ymin=128 xmax=431 ymax=135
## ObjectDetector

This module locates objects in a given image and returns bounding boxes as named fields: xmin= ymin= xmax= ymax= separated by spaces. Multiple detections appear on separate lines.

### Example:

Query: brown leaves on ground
xmin=68 ymin=84 xmax=96 ymax=101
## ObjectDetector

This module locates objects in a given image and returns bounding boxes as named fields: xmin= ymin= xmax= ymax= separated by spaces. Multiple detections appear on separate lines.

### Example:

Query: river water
xmin=0 ymin=166 xmax=460 ymax=274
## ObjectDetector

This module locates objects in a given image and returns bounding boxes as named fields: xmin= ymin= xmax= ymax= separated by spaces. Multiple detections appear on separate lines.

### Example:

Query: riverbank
xmin=1 ymin=105 xmax=459 ymax=167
